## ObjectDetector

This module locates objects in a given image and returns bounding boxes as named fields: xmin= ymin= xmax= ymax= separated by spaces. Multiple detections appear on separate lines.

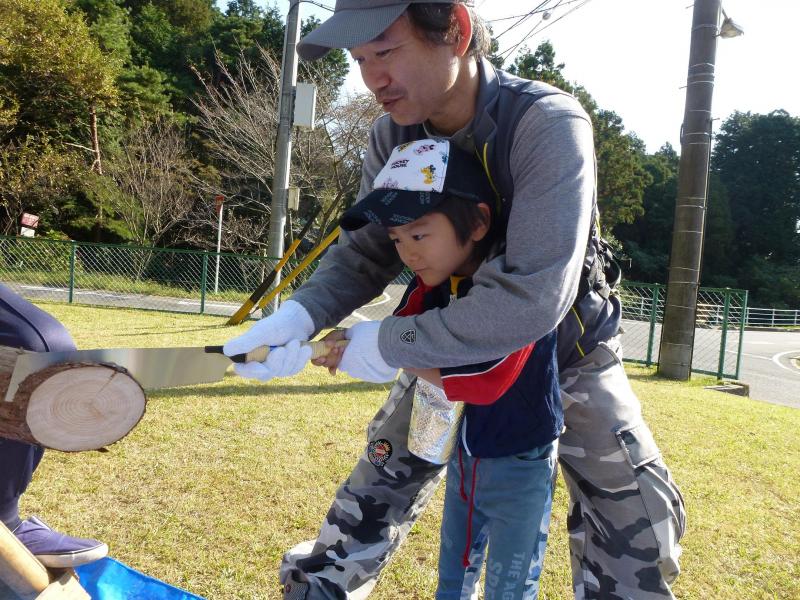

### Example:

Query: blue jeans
xmin=436 ymin=442 xmax=556 ymax=600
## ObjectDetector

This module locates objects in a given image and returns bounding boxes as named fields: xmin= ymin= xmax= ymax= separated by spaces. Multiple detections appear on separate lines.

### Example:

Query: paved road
xmin=10 ymin=283 xmax=800 ymax=408
xmin=732 ymin=329 xmax=800 ymax=409
xmin=618 ymin=320 xmax=800 ymax=408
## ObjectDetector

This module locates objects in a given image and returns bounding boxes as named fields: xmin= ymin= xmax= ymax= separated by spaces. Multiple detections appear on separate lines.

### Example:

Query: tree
xmin=0 ymin=0 xmax=119 ymax=164
xmin=293 ymin=90 xmax=383 ymax=240
xmin=507 ymin=42 xmax=568 ymax=89
xmin=700 ymin=173 xmax=736 ymax=287
xmin=508 ymin=42 xmax=650 ymax=235
xmin=712 ymin=110 xmax=800 ymax=264
xmin=709 ymin=110 xmax=800 ymax=306
xmin=0 ymin=137 xmax=83 ymax=235
xmin=616 ymin=144 xmax=678 ymax=282
xmin=190 ymin=45 xmax=373 ymax=254
xmin=190 ymin=46 xmax=281 ymax=251
xmin=73 ymin=0 xmax=171 ymax=122
xmin=108 ymin=118 xmax=196 ymax=247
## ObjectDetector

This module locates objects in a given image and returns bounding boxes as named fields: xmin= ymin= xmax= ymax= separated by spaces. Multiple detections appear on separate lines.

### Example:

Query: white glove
xmin=233 ymin=339 xmax=313 ymax=381
xmin=224 ymin=300 xmax=315 ymax=381
xmin=339 ymin=321 xmax=399 ymax=383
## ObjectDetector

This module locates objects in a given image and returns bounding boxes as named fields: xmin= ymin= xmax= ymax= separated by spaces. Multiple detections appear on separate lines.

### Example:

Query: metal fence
xmin=1 ymin=235 xmax=748 ymax=378
xmin=0 ymin=235 xmax=318 ymax=316
xmin=743 ymin=306 xmax=800 ymax=327
xmin=616 ymin=283 xmax=747 ymax=379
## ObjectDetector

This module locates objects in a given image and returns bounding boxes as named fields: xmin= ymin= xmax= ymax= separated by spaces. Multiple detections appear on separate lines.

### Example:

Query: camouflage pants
xmin=280 ymin=338 xmax=685 ymax=599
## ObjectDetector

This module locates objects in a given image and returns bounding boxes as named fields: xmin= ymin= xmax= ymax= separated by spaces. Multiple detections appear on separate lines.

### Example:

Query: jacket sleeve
xmin=378 ymin=96 xmax=595 ymax=369
xmin=289 ymin=115 xmax=405 ymax=332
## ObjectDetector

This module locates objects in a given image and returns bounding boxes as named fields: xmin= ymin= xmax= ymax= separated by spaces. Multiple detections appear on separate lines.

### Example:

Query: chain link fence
xmin=617 ymin=283 xmax=747 ymax=379
xmin=1 ymin=235 xmax=747 ymax=378
xmin=0 ymin=235 xmax=319 ymax=315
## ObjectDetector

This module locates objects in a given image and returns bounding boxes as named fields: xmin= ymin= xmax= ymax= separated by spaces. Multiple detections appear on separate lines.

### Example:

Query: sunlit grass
xmin=10 ymin=304 xmax=800 ymax=599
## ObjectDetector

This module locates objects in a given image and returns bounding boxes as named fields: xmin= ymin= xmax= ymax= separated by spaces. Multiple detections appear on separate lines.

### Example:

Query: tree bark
xmin=89 ymin=104 xmax=103 ymax=176
xmin=0 ymin=348 xmax=146 ymax=452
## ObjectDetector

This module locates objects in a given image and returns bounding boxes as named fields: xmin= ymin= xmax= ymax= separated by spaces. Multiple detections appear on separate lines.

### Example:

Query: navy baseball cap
xmin=340 ymin=139 xmax=497 ymax=231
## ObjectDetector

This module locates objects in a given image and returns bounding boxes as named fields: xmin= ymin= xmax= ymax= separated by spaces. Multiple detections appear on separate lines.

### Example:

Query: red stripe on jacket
xmin=442 ymin=343 xmax=534 ymax=405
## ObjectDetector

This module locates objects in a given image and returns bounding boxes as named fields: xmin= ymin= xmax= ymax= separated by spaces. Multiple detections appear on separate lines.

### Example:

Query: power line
xmin=486 ymin=0 xmax=588 ymax=24
xmin=300 ymin=0 xmax=334 ymax=11
xmin=497 ymin=0 xmax=595 ymax=61
xmin=492 ymin=0 xmax=552 ymax=41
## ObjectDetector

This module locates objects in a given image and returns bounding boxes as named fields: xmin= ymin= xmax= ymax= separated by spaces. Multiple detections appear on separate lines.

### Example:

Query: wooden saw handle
xmin=206 ymin=340 xmax=349 ymax=364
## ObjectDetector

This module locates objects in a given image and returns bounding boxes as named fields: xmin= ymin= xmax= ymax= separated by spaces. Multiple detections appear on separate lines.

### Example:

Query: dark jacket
xmin=395 ymin=275 xmax=562 ymax=458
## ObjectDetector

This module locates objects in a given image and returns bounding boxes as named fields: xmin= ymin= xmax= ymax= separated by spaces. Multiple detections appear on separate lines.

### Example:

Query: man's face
xmin=387 ymin=212 xmax=476 ymax=287
xmin=350 ymin=15 xmax=461 ymax=127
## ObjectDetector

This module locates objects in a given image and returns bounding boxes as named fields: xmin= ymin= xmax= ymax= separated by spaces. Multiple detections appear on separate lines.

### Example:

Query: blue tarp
xmin=74 ymin=557 xmax=205 ymax=600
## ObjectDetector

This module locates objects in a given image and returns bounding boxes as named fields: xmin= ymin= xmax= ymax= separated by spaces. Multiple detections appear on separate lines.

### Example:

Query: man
xmin=1 ymin=283 xmax=108 ymax=568
xmin=223 ymin=2 xmax=685 ymax=598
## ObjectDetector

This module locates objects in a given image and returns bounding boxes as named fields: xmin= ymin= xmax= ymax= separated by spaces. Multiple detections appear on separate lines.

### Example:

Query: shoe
xmin=13 ymin=515 xmax=108 ymax=568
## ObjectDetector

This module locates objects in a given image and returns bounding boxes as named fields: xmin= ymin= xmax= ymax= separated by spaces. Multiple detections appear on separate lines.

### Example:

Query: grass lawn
xmin=8 ymin=304 xmax=800 ymax=599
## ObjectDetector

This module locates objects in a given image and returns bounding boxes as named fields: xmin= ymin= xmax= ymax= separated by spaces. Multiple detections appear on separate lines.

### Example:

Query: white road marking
xmin=771 ymin=350 xmax=800 ymax=376
xmin=729 ymin=351 xmax=772 ymax=361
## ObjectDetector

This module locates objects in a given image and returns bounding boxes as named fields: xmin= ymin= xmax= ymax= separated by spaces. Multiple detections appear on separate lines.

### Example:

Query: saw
xmin=2 ymin=340 xmax=345 ymax=403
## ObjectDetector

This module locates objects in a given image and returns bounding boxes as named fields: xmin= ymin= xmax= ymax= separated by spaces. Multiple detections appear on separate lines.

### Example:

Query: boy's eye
xmin=412 ymin=234 xmax=426 ymax=241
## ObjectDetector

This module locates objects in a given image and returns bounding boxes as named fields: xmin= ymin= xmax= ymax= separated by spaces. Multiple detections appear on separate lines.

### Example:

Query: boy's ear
xmin=471 ymin=203 xmax=492 ymax=242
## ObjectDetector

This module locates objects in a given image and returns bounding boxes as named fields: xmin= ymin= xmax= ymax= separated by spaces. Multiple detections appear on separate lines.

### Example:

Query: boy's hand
xmin=311 ymin=329 xmax=348 ymax=375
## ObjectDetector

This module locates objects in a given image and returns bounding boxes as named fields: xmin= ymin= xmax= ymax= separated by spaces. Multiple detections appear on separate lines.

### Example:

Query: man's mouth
xmin=379 ymin=97 xmax=401 ymax=110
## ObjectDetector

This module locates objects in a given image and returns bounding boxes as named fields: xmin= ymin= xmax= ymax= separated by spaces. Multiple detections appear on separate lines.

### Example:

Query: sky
xmin=243 ymin=0 xmax=800 ymax=153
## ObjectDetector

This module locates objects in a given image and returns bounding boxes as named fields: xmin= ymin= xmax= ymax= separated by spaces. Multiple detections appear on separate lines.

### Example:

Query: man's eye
xmin=412 ymin=234 xmax=426 ymax=241
xmin=376 ymin=48 xmax=393 ymax=58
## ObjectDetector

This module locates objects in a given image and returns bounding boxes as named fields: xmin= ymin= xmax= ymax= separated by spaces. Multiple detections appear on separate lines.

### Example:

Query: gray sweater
xmin=291 ymin=65 xmax=594 ymax=370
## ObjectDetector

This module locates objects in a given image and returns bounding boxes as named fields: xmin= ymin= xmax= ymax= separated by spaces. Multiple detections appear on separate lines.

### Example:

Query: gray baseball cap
xmin=297 ymin=0 xmax=460 ymax=61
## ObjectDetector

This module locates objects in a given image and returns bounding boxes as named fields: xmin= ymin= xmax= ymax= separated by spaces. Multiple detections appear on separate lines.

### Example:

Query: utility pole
xmin=266 ymin=0 xmax=301 ymax=314
xmin=658 ymin=0 xmax=720 ymax=380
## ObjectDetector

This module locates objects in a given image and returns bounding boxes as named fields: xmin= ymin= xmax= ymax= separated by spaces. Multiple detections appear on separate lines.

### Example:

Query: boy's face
xmin=388 ymin=211 xmax=482 ymax=287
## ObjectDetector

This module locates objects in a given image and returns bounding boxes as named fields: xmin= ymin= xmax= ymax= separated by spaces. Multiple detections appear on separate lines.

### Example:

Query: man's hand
xmin=337 ymin=321 xmax=398 ymax=383
xmin=223 ymin=300 xmax=315 ymax=382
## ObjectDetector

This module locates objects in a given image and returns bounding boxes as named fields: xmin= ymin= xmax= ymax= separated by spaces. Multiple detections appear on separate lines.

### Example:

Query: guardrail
xmin=743 ymin=306 xmax=800 ymax=327
xmin=1 ymin=235 xmax=750 ymax=378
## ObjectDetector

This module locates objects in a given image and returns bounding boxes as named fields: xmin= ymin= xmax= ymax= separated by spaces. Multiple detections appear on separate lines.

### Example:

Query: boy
xmin=334 ymin=139 xmax=563 ymax=599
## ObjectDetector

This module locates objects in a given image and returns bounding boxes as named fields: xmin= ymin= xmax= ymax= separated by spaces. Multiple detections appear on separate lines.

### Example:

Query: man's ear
xmin=453 ymin=4 xmax=472 ymax=57
xmin=471 ymin=203 xmax=492 ymax=242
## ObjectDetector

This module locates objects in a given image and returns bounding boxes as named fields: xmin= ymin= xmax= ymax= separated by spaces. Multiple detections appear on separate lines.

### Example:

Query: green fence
xmin=616 ymin=282 xmax=747 ymax=379
xmin=0 ymin=235 xmax=746 ymax=378
xmin=0 ymin=235 xmax=318 ymax=316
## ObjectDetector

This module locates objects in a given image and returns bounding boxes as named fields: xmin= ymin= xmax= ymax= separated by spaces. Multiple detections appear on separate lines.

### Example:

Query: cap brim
xmin=297 ymin=5 xmax=408 ymax=61
xmin=340 ymin=189 xmax=447 ymax=231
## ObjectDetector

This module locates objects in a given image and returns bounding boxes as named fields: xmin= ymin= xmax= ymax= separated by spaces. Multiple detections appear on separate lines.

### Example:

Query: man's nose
xmin=360 ymin=61 xmax=390 ymax=93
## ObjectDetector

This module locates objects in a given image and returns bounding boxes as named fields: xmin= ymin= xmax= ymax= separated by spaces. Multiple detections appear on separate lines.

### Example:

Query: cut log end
xmin=20 ymin=363 xmax=145 ymax=452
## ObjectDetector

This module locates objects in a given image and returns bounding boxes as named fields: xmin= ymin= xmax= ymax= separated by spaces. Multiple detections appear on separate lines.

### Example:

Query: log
xmin=0 ymin=520 xmax=49 ymax=600
xmin=0 ymin=348 xmax=146 ymax=452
